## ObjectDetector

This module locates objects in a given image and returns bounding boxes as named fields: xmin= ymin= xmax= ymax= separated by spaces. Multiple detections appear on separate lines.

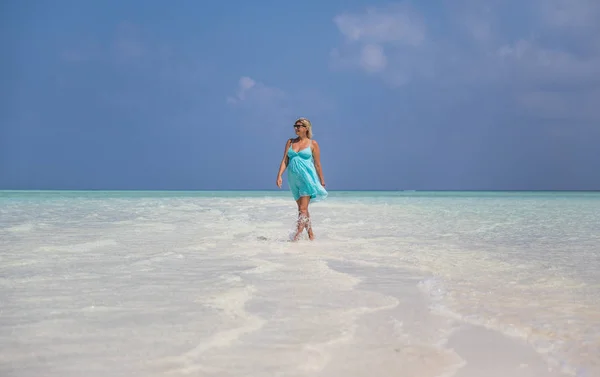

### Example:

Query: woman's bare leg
xmin=305 ymin=209 xmax=314 ymax=241
xmin=293 ymin=196 xmax=313 ymax=241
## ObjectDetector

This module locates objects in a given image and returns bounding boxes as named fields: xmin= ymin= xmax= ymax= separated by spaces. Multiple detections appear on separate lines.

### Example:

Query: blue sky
xmin=1 ymin=0 xmax=599 ymax=190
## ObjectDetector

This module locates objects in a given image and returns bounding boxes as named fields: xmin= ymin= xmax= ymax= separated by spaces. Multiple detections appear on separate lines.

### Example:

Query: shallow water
xmin=1 ymin=191 xmax=598 ymax=376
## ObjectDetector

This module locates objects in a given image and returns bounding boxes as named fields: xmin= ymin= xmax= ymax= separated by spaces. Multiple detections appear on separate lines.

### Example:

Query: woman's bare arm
xmin=311 ymin=140 xmax=326 ymax=187
xmin=276 ymin=139 xmax=292 ymax=187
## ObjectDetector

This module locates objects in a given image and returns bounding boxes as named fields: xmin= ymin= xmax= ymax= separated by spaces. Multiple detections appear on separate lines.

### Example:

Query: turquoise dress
xmin=287 ymin=140 xmax=328 ymax=202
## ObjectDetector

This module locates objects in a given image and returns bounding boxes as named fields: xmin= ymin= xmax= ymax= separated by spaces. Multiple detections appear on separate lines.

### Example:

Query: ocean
xmin=1 ymin=190 xmax=599 ymax=377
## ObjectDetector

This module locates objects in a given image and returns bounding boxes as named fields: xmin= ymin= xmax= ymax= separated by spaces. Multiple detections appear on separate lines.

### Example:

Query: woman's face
xmin=294 ymin=122 xmax=307 ymax=136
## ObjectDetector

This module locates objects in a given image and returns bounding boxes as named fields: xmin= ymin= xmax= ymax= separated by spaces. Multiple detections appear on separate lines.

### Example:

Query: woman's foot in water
xmin=292 ymin=213 xmax=309 ymax=241
xmin=290 ymin=229 xmax=313 ymax=241
xmin=292 ymin=231 xmax=302 ymax=242
xmin=304 ymin=214 xmax=315 ymax=240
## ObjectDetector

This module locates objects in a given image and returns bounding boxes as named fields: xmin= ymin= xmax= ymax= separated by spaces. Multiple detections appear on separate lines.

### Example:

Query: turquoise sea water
xmin=1 ymin=190 xmax=599 ymax=376
xmin=2 ymin=189 xmax=600 ymax=199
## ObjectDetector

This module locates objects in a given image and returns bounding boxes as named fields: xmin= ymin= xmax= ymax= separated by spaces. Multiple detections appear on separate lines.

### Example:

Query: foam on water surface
xmin=1 ymin=190 xmax=599 ymax=377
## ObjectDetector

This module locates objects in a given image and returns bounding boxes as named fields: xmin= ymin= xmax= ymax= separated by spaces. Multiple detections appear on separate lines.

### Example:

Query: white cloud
xmin=359 ymin=44 xmax=387 ymax=73
xmin=496 ymin=40 xmax=600 ymax=86
xmin=239 ymin=76 xmax=256 ymax=91
xmin=226 ymin=76 xmax=255 ymax=104
xmin=226 ymin=76 xmax=286 ymax=106
xmin=330 ymin=3 xmax=430 ymax=87
xmin=333 ymin=4 xmax=425 ymax=46
xmin=538 ymin=0 xmax=600 ymax=31
xmin=330 ymin=0 xmax=600 ymax=121
xmin=226 ymin=76 xmax=334 ymax=130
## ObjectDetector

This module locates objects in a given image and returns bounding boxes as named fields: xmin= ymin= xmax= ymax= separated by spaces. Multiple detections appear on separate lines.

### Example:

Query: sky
xmin=1 ymin=0 xmax=599 ymax=191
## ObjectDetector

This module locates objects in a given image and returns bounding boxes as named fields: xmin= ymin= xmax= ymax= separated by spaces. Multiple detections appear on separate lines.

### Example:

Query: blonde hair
xmin=295 ymin=117 xmax=313 ymax=139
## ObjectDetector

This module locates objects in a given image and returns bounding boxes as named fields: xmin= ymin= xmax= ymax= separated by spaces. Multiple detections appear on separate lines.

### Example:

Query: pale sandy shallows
xmin=1 ymin=191 xmax=598 ymax=377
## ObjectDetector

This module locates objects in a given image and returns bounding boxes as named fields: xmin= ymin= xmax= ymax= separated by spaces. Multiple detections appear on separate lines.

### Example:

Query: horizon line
xmin=1 ymin=189 xmax=600 ymax=193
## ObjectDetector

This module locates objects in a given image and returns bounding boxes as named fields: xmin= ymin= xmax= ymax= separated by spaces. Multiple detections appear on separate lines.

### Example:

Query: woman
xmin=276 ymin=117 xmax=327 ymax=241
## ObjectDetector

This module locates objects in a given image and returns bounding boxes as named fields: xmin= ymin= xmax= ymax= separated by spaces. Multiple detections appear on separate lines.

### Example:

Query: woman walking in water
xmin=276 ymin=117 xmax=328 ymax=241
